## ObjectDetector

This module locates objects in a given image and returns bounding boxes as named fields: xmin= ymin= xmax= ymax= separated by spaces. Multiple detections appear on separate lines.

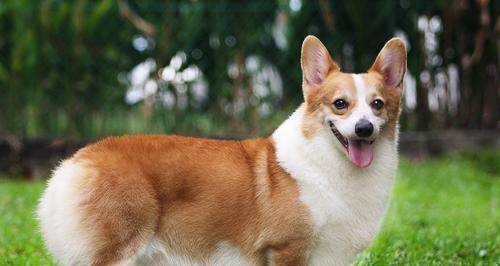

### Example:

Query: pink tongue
xmin=348 ymin=140 xmax=373 ymax=168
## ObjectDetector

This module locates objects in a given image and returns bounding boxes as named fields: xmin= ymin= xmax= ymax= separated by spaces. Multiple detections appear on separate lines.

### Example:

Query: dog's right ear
xmin=369 ymin=38 xmax=407 ymax=93
xmin=301 ymin=35 xmax=339 ymax=96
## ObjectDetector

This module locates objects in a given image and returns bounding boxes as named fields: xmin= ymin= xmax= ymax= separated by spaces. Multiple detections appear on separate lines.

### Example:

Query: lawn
xmin=0 ymin=152 xmax=498 ymax=265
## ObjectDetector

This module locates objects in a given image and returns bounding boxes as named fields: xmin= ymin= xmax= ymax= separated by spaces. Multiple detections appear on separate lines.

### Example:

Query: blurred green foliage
xmin=0 ymin=0 xmax=497 ymax=138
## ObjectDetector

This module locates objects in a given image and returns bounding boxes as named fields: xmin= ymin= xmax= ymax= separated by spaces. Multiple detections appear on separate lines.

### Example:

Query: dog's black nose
xmin=355 ymin=119 xmax=374 ymax=138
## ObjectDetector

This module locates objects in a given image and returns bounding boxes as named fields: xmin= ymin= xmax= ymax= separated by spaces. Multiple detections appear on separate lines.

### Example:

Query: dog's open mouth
xmin=329 ymin=121 xmax=348 ymax=149
xmin=329 ymin=121 xmax=374 ymax=168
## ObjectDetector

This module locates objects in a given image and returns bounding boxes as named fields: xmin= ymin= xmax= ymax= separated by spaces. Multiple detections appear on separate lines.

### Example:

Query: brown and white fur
xmin=37 ymin=36 xmax=406 ymax=266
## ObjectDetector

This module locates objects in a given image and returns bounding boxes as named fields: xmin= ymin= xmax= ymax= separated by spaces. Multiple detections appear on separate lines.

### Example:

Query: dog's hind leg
xmin=37 ymin=159 xmax=160 ymax=266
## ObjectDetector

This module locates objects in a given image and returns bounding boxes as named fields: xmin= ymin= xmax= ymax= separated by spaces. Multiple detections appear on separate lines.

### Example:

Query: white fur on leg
xmin=135 ymin=238 xmax=253 ymax=266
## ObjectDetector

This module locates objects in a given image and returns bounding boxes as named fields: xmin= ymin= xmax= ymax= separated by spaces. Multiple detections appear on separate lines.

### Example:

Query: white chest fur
xmin=272 ymin=106 xmax=398 ymax=266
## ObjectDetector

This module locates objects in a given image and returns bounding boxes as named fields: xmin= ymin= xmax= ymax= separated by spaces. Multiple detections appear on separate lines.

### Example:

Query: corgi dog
xmin=37 ymin=35 xmax=406 ymax=266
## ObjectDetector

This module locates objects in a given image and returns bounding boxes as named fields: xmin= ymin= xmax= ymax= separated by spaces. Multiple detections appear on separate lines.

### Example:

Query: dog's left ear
xmin=369 ymin=38 xmax=407 ymax=92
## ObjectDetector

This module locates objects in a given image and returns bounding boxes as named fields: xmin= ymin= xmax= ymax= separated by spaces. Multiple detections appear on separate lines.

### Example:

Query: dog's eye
xmin=333 ymin=99 xmax=348 ymax=109
xmin=371 ymin=99 xmax=384 ymax=110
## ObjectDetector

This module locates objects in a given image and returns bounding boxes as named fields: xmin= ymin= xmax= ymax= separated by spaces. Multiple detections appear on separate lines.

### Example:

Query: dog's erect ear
xmin=301 ymin=35 xmax=339 ymax=95
xmin=369 ymin=38 xmax=407 ymax=92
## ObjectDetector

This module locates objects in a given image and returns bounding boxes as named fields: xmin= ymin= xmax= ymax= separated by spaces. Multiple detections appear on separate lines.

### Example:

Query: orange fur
xmin=68 ymin=135 xmax=312 ymax=265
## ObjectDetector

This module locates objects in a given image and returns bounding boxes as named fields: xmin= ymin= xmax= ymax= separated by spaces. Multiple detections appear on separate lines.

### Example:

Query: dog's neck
xmin=272 ymin=103 xmax=399 ymax=232
xmin=272 ymin=103 xmax=399 ymax=187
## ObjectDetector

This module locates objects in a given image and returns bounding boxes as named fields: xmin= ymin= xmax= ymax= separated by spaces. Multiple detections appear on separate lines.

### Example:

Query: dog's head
xmin=300 ymin=36 xmax=406 ymax=168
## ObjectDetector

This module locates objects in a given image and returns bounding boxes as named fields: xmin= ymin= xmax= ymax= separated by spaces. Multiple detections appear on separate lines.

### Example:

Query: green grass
xmin=0 ymin=182 xmax=55 ymax=265
xmin=356 ymin=152 xmax=500 ymax=265
xmin=0 ymin=152 xmax=498 ymax=265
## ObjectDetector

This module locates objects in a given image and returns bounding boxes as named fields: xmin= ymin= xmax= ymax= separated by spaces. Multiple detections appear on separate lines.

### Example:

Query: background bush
xmin=0 ymin=0 xmax=498 ymax=138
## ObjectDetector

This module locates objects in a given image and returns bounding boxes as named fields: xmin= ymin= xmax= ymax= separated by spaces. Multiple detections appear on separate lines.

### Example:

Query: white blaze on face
xmin=351 ymin=74 xmax=373 ymax=131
